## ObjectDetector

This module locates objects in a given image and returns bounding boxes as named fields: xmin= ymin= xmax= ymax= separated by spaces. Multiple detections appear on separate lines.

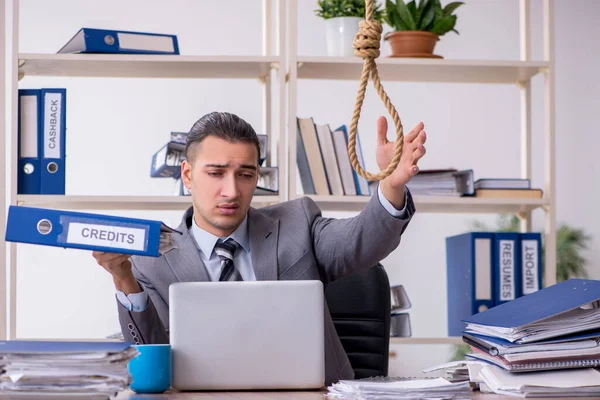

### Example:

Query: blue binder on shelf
xmin=520 ymin=232 xmax=542 ymax=296
xmin=493 ymin=232 xmax=521 ymax=306
xmin=39 ymin=88 xmax=67 ymax=194
xmin=5 ymin=205 xmax=181 ymax=257
xmin=446 ymin=232 xmax=495 ymax=337
xmin=17 ymin=89 xmax=41 ymax=194
xmin=58 ymin=28 xmax=180 ymax=55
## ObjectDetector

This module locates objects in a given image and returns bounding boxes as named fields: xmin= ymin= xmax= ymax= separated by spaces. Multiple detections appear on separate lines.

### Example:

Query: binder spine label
xmin=500 ymin=239 xmax=516 ymax=301
xmin=66 ymin=222 xmax=147 ymax=251
xmin=44 ymin=92 xmax=62 ymax=158
xmin=522 ymin=239 xmax=540 ymax=294
xmin=475 ymin=238 xmax=492 ymax=301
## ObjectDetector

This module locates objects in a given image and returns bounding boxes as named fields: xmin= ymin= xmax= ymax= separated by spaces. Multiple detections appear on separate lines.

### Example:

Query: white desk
xmin=113 ymin=390 xmax=598 ymax=399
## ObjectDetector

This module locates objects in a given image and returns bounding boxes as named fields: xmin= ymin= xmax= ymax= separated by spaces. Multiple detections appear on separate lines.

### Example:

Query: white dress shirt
xmin=116 ymin=184 xmax=409 ymax=312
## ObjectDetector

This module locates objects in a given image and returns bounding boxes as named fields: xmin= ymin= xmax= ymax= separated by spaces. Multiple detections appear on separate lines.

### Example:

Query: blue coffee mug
xmin=127 ymin=344 xmax=171 ymax=394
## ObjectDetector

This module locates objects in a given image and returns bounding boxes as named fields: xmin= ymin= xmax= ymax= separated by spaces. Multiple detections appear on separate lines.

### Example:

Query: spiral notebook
xmin=466 ymin=350 xmax=600 ymax=372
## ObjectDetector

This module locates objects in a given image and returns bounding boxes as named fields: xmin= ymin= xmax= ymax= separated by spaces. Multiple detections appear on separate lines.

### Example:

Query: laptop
xmin=169 ymin=280 xmax=325 ymax=390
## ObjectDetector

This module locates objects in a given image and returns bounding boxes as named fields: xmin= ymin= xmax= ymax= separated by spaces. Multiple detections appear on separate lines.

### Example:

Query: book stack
xmin=0 ymin=340 xmax=138 ymax=397
xmin=474 ymin=178 xmax=543 ymax=199
xmin=460 ymin=278 xmax=600 ymax=373
xmin=405 ymin=169 xmax=475 ymax=197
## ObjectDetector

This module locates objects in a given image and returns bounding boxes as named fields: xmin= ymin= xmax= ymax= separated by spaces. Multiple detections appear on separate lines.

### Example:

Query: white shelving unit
xmin=1 ymin=0 xmax=8 ymax=341
xmin=2 ymin=0 xmax=557 ymax=345
xmin=3 ymin=0 xmax=286 ymax=339
xmin=287 ymin=0 xmax=557 ymax=344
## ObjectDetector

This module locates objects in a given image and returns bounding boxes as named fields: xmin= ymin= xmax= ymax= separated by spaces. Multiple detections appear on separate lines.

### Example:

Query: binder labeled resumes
xmin=5 ymin=206 xmax=181 ymax=257
xmin=493 ymin=232 xmax=521 ymax=306
xmin=17 ymin=88 xmax=67 ymax=195
xmin=446 ymin=232 xmax=495 ymax=337
xmin=58 ymin=28 xmax=180 ymax=55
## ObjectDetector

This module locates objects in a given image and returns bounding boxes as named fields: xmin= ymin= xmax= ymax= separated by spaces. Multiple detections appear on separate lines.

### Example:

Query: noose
xmin=349 ymin=0 xmax=405 ymax=181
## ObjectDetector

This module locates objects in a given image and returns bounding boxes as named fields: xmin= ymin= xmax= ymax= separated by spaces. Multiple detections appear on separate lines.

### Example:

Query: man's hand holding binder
xmin=92 ymin=251 xmax=141 ymax=296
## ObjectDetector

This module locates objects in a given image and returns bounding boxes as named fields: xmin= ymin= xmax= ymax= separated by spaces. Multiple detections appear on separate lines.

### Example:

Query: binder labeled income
xmin=5 ymin=206 xmax=181 ymax=257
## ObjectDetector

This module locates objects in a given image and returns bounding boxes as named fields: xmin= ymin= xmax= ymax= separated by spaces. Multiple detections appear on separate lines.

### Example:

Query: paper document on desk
xmin=479 ymin=364 xmax=600 ymax=397
xmin=326 ymin=376 xmax=473 ymax=399
xmin=0 ymin=340 xmax=137 ymax=397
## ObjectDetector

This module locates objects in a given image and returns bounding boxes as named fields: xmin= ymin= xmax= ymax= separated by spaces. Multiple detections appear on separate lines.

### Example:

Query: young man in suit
xmin=93 ymin=111 xmax=427 ymax=385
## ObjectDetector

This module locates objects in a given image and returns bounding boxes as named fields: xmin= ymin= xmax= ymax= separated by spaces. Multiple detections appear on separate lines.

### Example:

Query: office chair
xmin=324 ymin=263 xmax=391 ymax=379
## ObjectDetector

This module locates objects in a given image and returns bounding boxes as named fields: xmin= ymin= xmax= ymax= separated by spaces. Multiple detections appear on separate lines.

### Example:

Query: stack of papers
xmin=405 ymin=169 xmax=473 ymax=197
xmin=0 ymin=340 xmax=138 ymax=397
xmin=478 ymin=364 xmax=600 ymax=397
xmin=461 ymin=279 xmax=600 ymax=372
xmin=326 ymin=376 xmax=473 ymax=399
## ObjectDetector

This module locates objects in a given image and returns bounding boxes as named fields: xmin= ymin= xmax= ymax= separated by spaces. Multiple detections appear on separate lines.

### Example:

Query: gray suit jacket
xmin=117 ymin=191 xmax=415 ymax=385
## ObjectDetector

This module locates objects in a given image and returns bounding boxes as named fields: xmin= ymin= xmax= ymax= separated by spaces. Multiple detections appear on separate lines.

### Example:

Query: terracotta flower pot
xmin=384 ymin=31 xmax=441 ymax=58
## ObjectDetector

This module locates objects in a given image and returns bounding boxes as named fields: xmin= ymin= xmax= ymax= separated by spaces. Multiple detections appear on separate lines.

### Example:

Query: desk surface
xmin=114 ymin=390 xmax=598 ymax=399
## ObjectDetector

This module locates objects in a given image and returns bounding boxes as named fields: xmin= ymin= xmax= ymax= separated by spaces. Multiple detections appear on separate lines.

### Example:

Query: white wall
xmin=6 ymin=0 xmax=600 ymax=376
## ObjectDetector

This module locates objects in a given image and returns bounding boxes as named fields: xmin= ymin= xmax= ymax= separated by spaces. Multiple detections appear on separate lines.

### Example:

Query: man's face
xmin=181 ymin=136 xmax=259 ymax=237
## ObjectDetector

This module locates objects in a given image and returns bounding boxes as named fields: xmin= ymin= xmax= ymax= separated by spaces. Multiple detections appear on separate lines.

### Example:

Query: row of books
xmin=446 ymin=231 xmax=543 ymax=336
xmin=297 ymin=117 xmax=371 ymax=196
xmin=295 ymin=117 xmax=543 ymax=199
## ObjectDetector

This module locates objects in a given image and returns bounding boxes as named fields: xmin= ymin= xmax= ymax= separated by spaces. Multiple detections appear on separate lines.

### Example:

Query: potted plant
xmin=315 ymin=0 xmax=384 ymax=57
xmin=383 ymin=0 xmax=464 ymax=58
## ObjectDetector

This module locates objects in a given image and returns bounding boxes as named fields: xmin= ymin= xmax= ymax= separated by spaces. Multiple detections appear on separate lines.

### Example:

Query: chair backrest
xmin=324 ymin=263 xmax=391 ymax=379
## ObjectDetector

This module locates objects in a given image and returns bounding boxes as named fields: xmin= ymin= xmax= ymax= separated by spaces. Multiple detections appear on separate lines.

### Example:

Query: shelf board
xmin=390 ymin=337 xmax=463 ymax=345
xmin=15 ymin=195 xmax=281 ymax=211
xmin=18 ymin=54 xmax=281 ymax=79
xmin=306 ymin=195 xmax=549 ymax=214
xmin=296 ymin=56 xmax=549 ymax=84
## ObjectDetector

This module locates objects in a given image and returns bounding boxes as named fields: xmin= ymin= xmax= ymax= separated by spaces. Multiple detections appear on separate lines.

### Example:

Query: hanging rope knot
xmin=353 ymin=20 xmax=382 ymax=60
xmin=348 ymin=0 xmax=405 ymax=182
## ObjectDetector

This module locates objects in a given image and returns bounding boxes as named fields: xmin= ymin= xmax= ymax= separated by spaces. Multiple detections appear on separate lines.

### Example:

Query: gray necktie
xmin=215 ymin=239 xmax=242 ymax=281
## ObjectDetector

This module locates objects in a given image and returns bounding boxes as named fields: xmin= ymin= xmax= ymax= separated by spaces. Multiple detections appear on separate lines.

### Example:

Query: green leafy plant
xmin=450 ymin=215 xmax=592 ymax=361
xmin=315 ymin=0 xmax=384 ymax=21
xmin=384 ymin=0 xmax=464 ymax=36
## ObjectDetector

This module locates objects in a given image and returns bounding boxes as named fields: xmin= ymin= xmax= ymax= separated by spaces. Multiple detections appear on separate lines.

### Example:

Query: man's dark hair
xmin=185 ymin=111 xmax=261 ymax=164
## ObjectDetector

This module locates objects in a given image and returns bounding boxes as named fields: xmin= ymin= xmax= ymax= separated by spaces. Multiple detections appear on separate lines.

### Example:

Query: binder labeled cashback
xmin=5 ymin=206 xmax=181 ymax=257
xmin=17 ymin=88 xmax=67 ymax=194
